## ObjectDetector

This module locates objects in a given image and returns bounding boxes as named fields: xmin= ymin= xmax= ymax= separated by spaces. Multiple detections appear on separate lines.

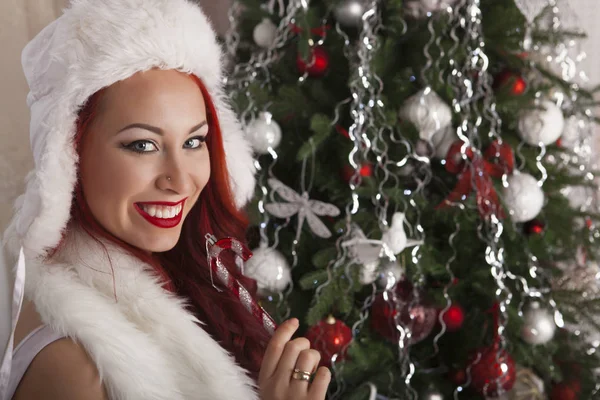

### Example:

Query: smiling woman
xmin=77 ymin=70 xmax=212 ymax=253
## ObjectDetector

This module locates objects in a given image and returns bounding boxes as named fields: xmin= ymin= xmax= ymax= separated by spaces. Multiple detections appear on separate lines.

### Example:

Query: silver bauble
xmin=399 ymin=88 xmax=452 ymax=143
xmin=517 ymin=99 xmax=564 ymax=146
xmin=502 ymin=172 xmax=545 ymax=223
xmin=333 ymin=0 xmax=367 ymax=28
xmin=431 ymin=125 xmax=458 ymax=159
xmin=244 ymin=245 xmax=292 ymax=295
xmin=521 ymin=301 xmax=556 ymax=345
xmin=492 ymin=366 xmax=545 ymax=400
xmin=253 ymin=18 xmax=278 ymax=48
xmin=245 ymin=112 xmax=282 ymax=154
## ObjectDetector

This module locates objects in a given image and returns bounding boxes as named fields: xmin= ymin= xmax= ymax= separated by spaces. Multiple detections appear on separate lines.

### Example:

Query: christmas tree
xmin=223 ymin=0 xmax=600 ymax=398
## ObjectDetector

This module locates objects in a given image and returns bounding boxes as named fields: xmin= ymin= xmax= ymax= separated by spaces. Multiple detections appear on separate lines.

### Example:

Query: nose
xmin=156 ymin=152 xmax=194 ymax=194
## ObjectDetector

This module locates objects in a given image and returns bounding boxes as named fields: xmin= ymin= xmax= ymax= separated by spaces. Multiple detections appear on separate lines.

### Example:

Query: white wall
xmin=0 ymin=0 xmax=598 ymax=233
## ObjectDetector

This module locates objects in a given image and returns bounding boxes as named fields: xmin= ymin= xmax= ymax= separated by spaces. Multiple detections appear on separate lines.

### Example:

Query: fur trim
xmin=15 ymin=0 xmax=255 ymax=259
xmin=26 ymin=227 xmax=259 ymax=400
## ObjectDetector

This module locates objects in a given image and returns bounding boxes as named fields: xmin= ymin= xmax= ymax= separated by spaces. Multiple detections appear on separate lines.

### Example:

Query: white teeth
xmin=140 ymin=203 xmax=182 ymax=219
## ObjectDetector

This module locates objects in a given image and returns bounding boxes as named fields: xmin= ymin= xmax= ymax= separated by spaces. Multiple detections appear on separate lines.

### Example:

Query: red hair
xmin=52 ymin=73 xmax=269 ymax=381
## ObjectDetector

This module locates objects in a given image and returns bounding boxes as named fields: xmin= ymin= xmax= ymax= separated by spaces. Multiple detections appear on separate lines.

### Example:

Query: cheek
xmin=80 ymin=148 xmax=153 ymax=216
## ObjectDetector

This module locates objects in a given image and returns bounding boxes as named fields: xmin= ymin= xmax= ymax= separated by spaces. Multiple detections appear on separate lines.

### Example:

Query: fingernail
xmin=291 ymin=318 xmax=299 ymax=326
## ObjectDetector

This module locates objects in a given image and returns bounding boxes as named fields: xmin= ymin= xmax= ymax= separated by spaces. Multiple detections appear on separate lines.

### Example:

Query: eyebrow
xmin=116 ymin=121 xmax=208 ymax=136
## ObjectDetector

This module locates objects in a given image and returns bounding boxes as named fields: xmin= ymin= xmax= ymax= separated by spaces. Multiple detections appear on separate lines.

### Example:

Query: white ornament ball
xmin=359 ymin=259 xmax=380 ymax=285
xmin=244 ymin=246 xmax=292 ymax=295
xmin=502 ymin=172 xmax=544 ymax=223
xmin=559 ymin=115 xmax=586 ymax=150
xmin=253 ymin=18 xmax=278 ymax=48
xmin=245 ymin=112 xmax=282 ymax=154
xmin=521 ymin=301 xmax=556 ymax=345
xmin=431 ymin=125 xmax=458 ymax=159
xmin=333 ymin=0 xmax=367 ymax=28
xmin=377 ymin=261 xmax=404 ymax=289
xmin=399 ymin=88 xmax=452 ymax=142
xmin=517 ymin=100 xmax=564 ymax=146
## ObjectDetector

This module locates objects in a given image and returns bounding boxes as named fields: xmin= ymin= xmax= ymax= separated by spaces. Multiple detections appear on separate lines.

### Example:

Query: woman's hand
xmin=258 ymin=318 xmax=331 ymax=400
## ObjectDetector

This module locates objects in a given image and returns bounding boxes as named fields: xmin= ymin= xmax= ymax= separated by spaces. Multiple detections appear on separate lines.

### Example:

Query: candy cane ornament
xmin=205 ymin=234 xmax=278 ymax=335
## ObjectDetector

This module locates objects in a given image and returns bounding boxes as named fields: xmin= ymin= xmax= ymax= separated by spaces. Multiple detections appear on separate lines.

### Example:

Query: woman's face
xmin=80 ymin=69 xmax=211 ymax=253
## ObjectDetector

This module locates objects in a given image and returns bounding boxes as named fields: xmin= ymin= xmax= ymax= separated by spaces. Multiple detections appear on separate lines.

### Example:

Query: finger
xmin=273 ymin=337 xmax=311 ymax=383
xmin=259 ymin=318 xmax=299 ymax=382
xmin=289 ymin=349 xmax=321 ymax=392
xmin=308 ymin=366 xmax=331 ymax=399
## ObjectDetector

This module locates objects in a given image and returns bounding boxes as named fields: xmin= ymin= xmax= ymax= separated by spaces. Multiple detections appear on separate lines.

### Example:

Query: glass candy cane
xmin=205 ymin=234 xmax=277 ymax=335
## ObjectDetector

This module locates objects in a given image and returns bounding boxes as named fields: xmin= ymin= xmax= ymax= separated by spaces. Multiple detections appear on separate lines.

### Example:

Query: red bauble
xmin=441 ymin=304 xmax=465 ymax=332
xmin=305 ymin=315 xmax=353 ymax=367
xmin=469 ymin=345 xmax=516 ymax=396
xmin=524 ymin=219 xmax=545 ymax=236
xmin=550 ymin=381 xmax=580 ymax=400
xmin=297 ymin=46 xmax=329 ymax=77
xmin=493 ymin=70 xmax=527 ymax=96
xmin=370 ymin=280 xmax=437 ymax=344
xmin=340 ymin=164 xmax=372 ymax=183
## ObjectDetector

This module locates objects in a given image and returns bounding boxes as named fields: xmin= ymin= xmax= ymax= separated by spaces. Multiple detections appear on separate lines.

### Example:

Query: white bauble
xmin=431 ymin=126 xmax=458 ymax=159
xmin=521 ymin=301 xmax=556 ymax=345
xmin=377 ymin=261 xmax=404 ymax=289
xmin=333 ymin=0 xmax=367 ymax=28
xmin=502 ymin=172 xmax=544 ymax=223
xmin=559 ymin=115 xmax=586 ymax=150
xmin=245 ymin=112 xmax=282 ymax=154
xmin=359 ymin=259 xmax=380 ymax=285
xmin=517 ymin=100 xmax=564 ymax=146
xmin=244 ymin=245 xmax=291 ymax=295
xmin=399 ymin=88 xmax=452 ymax=142
xmin=253 ymin=18 xmax=278 ymax=48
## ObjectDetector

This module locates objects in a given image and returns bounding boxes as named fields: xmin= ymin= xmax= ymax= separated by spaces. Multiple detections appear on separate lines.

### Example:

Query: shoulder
xmin=13 ymin=301 xmax=108 ymax=400
xmin=13 ymin=336 xmax=108 ymax=400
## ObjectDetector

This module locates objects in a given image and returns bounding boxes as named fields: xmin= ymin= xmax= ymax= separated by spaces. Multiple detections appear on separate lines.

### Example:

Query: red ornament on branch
xmin=524 ymin=219 xmax=545 ymax=236
xmin=305 ymin=315 xmax=353 ymax=367
xmin=297 ymin=46 xmax=330 ymax=77
xmin=468 ymin=344 xmax=516 ymax=396
xmin=370 ymin=280 xmax=437 ymax=344
xmin=441 ymin=304 xmax=465 ymax=332
xmin=550 ymin=381 xmax=580 ymax=400
xmin=494 ymin=69 xmax=527 ymax=96
xmin=436 ymin=140 xmax=514 ymax=219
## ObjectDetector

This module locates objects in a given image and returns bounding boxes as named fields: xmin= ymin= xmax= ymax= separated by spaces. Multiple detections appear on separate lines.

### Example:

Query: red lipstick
xmin=134 ymin=198 xmax=187 ymax=229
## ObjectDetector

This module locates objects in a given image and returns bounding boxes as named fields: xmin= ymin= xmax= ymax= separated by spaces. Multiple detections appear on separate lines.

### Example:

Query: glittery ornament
xmin=521 ymin=301 xmax=556 ymax=345
xmin=493 ymin=366 xmax=545 ymax=400
xmin=297 ymin=46 xmax=329 ymax=77
xmin=243 ymin=245 xmax=292 ymax=295
xmin=502 ymin=172 xmax=545 ymax=223
xmin=469 ymin=344 xmax=517 ymax=396
xmin=399 ymin=87 xmax=452 ymax=143
xmin=358 ymin=259 xmax=404 ymax=287
xmin=404 ymin=0 xmax=459 ymax=19
xmin=253 ymin=18 xmax=278 ymax=48
xmin=517 ymin=100 xmax=565 ymax=146
xmin=370 ymin=280 xmax=437 ymax=344
xmin=245 ymin=112 xmax=282 ymax=154
xmin=305 ymin=315 xmax=353 ymax=367
xmin=333 ymin=0 xmax=367 ymax=28
xmin=441 ymin=304 xmax=465 ymax=332
xmin=524 ymin=219 xmax=545 ymax=236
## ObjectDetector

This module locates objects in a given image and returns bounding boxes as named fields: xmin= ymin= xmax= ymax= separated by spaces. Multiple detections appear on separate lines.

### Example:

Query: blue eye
xmin=124 ymin=140 xmax=158 ymax=153
xmin=184 ymin=136 xmax=207 ymax=149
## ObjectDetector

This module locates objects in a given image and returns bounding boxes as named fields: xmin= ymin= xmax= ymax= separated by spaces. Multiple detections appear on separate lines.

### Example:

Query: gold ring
xmin=291 ymin=368 xmax=312 ymax=381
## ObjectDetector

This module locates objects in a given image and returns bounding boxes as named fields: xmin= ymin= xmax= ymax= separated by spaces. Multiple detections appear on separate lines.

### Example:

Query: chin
xmin=133 ymin=232 xmax=181 ymax=254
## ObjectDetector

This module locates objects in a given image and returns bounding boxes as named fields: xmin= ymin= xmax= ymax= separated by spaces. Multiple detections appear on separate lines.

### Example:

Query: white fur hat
xmin=1 ymin=0 xmax=255 ymax=394
xmin=15 ymin=0 xmax=256 ymax=259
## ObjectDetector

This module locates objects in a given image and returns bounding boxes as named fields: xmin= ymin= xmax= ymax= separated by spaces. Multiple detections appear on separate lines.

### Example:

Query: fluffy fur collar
xmin=25 ymin=227 xmax=259 ymax=400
